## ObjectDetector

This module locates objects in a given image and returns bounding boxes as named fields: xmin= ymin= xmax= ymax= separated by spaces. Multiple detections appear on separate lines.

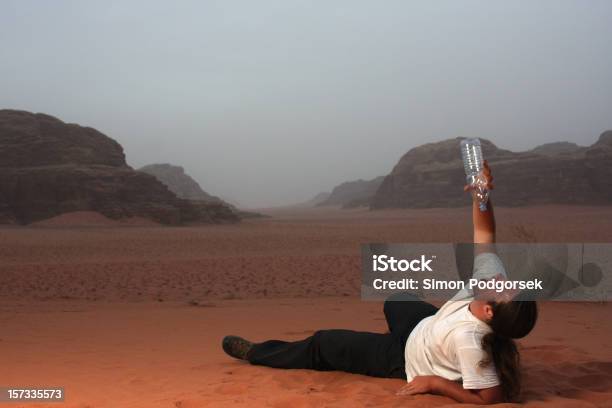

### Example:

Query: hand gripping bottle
xmin=460 ymin=138 xmax=489 ymax=211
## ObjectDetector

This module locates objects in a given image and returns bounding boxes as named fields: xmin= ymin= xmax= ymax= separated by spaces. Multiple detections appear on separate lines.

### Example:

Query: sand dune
xmin=30 ymin=211 xmax=160 ymax=228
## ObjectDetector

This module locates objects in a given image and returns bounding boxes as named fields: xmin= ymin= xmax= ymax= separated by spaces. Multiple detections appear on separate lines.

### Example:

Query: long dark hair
xmin=480 ymin=301 xmax=538 ymax=401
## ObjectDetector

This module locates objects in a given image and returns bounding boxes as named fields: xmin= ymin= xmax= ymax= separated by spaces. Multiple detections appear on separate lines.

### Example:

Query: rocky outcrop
xmin=318 ymin=177 xmax=384 ymax=208
xmin=531 ymin=141 xmax=584 ymax=156
xmin=305 ymin=191 xmax=331 ymax=206
xmin=139 ymin=163 xmax=217 ymax=201
xmin=139 ymin=163 xmax=265 ymax=219
xmin=371 ymin=133 xmax=612 ymax=209
xmin=0 ymin=110 xmax=238 ymax=224
xmin=0 ymin=111 xmax=127 ymax=168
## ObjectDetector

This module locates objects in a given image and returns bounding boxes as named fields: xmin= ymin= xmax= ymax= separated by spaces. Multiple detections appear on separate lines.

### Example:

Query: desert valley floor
xmin=2 ymin=206 xmax=612 ymax=407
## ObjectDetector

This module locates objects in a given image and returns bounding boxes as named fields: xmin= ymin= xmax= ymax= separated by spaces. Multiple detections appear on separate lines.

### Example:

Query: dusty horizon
xmin=2 ymin=1 xmax=612 ymax=207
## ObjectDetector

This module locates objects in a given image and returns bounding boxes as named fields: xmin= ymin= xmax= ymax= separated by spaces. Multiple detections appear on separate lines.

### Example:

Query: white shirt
xmin=404 ymin=252 xmax=506 ymax=389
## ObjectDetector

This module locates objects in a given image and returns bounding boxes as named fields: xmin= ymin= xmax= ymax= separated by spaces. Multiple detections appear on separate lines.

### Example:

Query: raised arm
xmin=464 ymin=160 xmax=496 ymax=249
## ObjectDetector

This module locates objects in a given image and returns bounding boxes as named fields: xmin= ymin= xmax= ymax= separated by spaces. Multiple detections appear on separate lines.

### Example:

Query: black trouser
xmin=247 ymin=294 xmax=438 ymax=379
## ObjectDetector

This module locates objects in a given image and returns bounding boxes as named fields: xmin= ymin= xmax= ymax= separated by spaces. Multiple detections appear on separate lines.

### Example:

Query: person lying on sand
xmin=222 ymin=161 xmax=538 ymax=404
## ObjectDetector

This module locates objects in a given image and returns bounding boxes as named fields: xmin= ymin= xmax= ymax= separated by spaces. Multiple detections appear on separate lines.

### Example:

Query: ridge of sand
xmin=29 ymin=211 xmax=161 ymax=228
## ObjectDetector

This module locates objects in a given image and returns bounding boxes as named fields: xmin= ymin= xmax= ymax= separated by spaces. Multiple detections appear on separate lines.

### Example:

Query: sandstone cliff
xmin=531 ymin=141 xmax=584 ymax=156
xmin=139 ymin=163 xmax=218 ymax=201
xmin=305 ymin=191 xmax=331 ymax=206
xmin=139 ymin=163 xmax=264 ymax=219
xmin=0 ymin=110 xmax=238 ymax=224
xmin=318 ymin=176 xmax=384 ymax=208
xmin=371 ymin=133 xmax=612 ymax=209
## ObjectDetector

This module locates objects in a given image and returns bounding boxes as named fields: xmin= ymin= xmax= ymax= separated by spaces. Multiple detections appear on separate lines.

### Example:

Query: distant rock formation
xmin=0 ymin=110 xmax=238 ymax=224
xmin=318 ymin=177 xmax=384 ymax=208
xmin=304 ymin=191 xmax=331 ymax=206
xmin=531 ymin=141 xmax=584 ymax=156
xmin=139 ymin=163 xmax=264 ymax=219
xmin=139 ymin=163 xmax=218 ymax=201
xmin=371 ymin=133 xmax=612 ymax=209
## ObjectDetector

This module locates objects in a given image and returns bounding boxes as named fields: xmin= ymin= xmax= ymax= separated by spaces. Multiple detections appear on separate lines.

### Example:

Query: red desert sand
xmin=2 ymin=206 xmax=612 ymax=407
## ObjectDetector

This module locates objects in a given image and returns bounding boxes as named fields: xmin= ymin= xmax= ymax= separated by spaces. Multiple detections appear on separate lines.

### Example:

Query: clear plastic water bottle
xmin=460 ymin=138 xmax=489 ymax=211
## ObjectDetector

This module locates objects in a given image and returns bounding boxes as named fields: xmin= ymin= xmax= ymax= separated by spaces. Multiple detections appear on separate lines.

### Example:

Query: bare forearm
xmin=473 ymin=198 xmax=495 ymax=244
xmin=431 ymin=377 xmax=501 ymax=404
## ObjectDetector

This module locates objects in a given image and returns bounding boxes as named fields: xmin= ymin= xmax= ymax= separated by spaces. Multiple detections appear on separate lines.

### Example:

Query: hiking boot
xmin=222 ymin=335 xmax=253 ymax=360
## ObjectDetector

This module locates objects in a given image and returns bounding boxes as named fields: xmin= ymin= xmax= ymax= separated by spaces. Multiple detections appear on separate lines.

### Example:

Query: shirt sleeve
xmin=449 ymin=253 xmax=508 ymax=301
xmin=454 ymin=329 xmax=501 ymax=389
xmin=473 ymin=252 xmax=508 ymax=281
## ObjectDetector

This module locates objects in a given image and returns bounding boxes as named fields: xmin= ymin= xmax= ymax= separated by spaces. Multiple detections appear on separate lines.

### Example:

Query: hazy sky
xmin=2 ymin=1 xmax=611 ymax=207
